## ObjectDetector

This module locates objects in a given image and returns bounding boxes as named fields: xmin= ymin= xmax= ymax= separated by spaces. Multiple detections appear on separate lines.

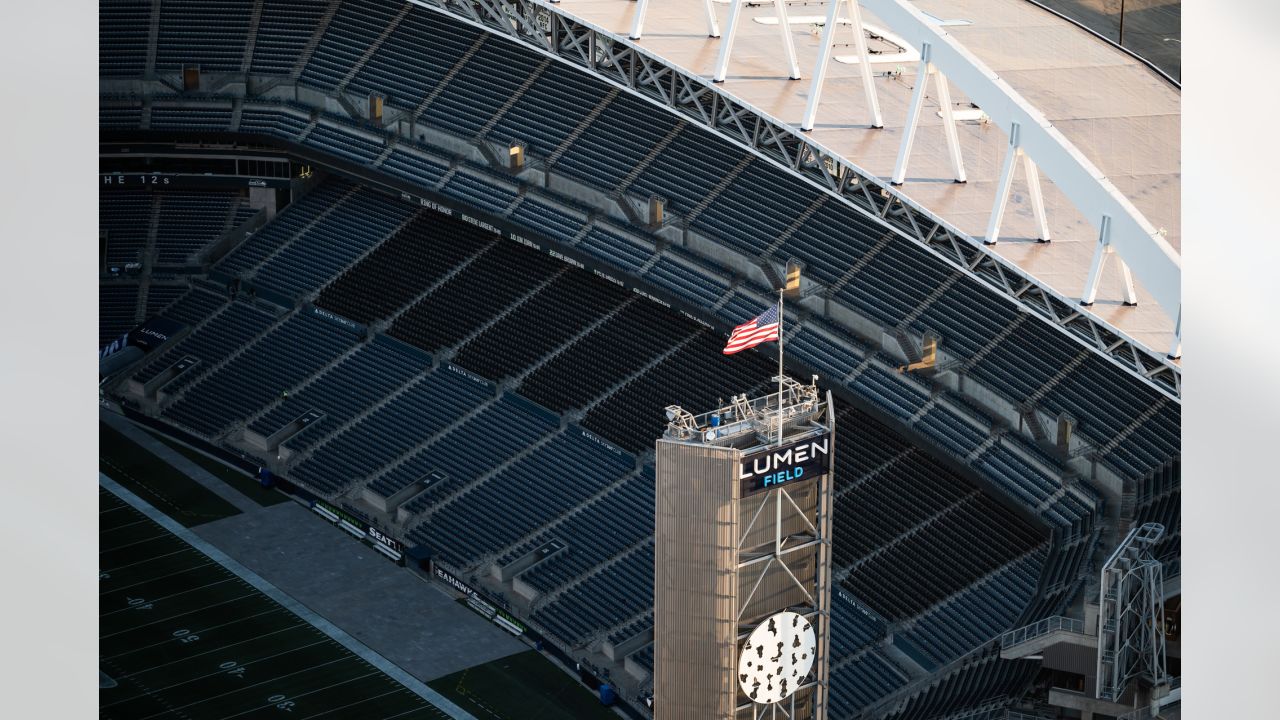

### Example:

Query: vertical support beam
xmin=891 ymin=43 xmax=931 ymax=185
xmin=1082 ymin=215 xmax=1138 ymax=306
xmin=984 ymin=122 xmax=1021 ymax=245
xmin=704 ymin=0 xmax=722 ymax=38
xmin=1081 ymin=214 xmax=1112 ymax=306
xmin=629 ymin=0 xmax=650 ymax=40
xmin=800 ymin=0 xmax=843 ymax=131
xmin=847 ymin=0 xmax=884 ymax=129
xmin=772 ymin=0 xmax=801 ymax=80
xmin=1117 ymin=257 xmax=1138 ymax=306
xmin=1168 ymin=306 xmax=1181 ymax=359
xmin=714 ymin=0 xmax=798 ymax=82
xmin=774 ymin=487 xmax=782 ymax=554
xmin=1022 ymin=153 xmax=1051 ymax=242
xmin=633 ymin=0 xmax=718 ymax=40
xmin=933 ymin=71 xmax=966 ymax=183
xmin=713 ymin=0 xmax=747 ymax=82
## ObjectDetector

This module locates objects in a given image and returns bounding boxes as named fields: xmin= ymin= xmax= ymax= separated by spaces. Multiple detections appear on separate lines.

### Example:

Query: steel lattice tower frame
xmin=1097 ymin=522 xmax=1168 ymax=702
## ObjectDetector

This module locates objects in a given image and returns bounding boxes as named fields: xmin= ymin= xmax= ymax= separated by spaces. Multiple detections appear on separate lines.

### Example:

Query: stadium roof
xmin=534 ymin=0 xmax=1180 ymax=356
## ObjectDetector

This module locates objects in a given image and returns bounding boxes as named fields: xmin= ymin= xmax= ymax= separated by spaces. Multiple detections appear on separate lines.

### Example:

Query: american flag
xmin=723 ymin=303 xmax=780 ymax=355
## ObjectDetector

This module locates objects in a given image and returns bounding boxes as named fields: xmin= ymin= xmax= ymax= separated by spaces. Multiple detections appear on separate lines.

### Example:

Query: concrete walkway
xmin=190 ymin=499 xmax=528 ymax=682
xmin=99 ymin=411 xmax=528 ymax=684
xmin=100 ymin=473 xmax=479 ymax=720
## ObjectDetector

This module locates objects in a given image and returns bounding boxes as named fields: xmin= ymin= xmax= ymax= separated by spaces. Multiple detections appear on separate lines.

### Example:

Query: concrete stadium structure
xmin=99 ymin=1 xmax=1181 ymax=718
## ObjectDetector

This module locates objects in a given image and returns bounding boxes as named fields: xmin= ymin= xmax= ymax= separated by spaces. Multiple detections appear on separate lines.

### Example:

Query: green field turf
xmin=100 ymin=422 xmax=241 ymax=527
xmin=143 ymin=428 xmax=291 ymax=507
xmin=428 ymin=650 xmax=620 ymax=720
xmin=99 ymin=485 xmax=455 ymax=720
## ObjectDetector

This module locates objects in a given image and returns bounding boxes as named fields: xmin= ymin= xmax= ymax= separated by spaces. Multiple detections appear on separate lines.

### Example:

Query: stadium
xmin=98 ymin=1 xmax=1181 ymax=718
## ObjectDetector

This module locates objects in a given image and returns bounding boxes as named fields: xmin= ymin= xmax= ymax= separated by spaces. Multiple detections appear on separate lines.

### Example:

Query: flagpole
xmin=777 ymin=287 xmax=784 ymax=446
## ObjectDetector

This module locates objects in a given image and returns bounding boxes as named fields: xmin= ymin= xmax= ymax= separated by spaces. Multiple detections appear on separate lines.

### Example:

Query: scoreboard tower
xmin=653 ymin=376 xmax=836 ymax=719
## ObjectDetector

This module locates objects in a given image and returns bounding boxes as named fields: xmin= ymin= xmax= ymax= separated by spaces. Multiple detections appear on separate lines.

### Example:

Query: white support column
xmin=772 ymin=0 xmax=801 ymax=80
xmin=933 ymin=71 xmax=965 ymax=183
xmin=846 ymin=0 xmax=883 ymax=128
xmin=713 ymin=0 xmax=748 ymax=82
xmin=1082 ymin=214 xmax=1139 ymax=307
xmin=801 ymin=0 xmax=843 ymax=130
xmin=629 ymin=0 xmax=650 ymax=40
xmin=635 ymin=0 xmax=720 ymax=40
xmin=890 ymin=43 xmax=931 ymax=185
xmin=1022 ymin=152 xmax=1051 ymax=242
xmin=1117 ymin=256 xmax=1138 ymax=306
xmin=703 ymin=0 xmax=721 ymax=38
xmin=1168 ymin=307 xmax=1181 ymax=360
xmin=1081 ymin=214 xmax=1113 ymax=306
xmin=984 ymin=122 xmax=1020 ymax=245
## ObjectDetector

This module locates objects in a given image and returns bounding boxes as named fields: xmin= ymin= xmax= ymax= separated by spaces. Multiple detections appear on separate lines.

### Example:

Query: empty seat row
xmin=897 ymin=549 xmax=1045 ymax=669
xmin=217 ymin=177 xmax=353 ymax=276
xmin=248 ymin=0 xmax=330 ymax=75
xmin=100 ymin=0 xmax=151 ymax=76
xmin=827 ymin=650 xmax=910 ymax=718
xmin=346 ymin=9 xmax=483 ymax=112
xmin=315 ymin=209 xmax=491 ymax=325
xmin=289 ymin=362 xmax=497 ymax=495
xmin=882 ymin=649 xmax=1039 ymax=720
xmin=531 ymin=543 xmax=654 ymax=648
xmin=163 ymin=309 xmax=361 ymax=437
xmin=298 ymin=0 xmax=403 ymax=92
xmin=154 ymin=191 xmax=251 ymax=265
xmin=250 ymin=333 xmax=430 ymax=443
xmin=841 ymin=493 xmax=1044 ymax=622
xmin=410 ymin=426 xmax=635 ymax=566
xmin=452 ymin=269 xmax=633 ymax=383
xmin=133 ymin=301 xmax=277 ymax=385
xmin=372 ymin=391 xmax=557 ymax=504
xmin=516 ymin=468 xmax=654 ymax=596
xmin=100 ymin=284 xmax=140 ymax=347
xmin=253 ymin=184 xmax=412 ymax=299
xmin=388 ymin=238 xmax=566 ymax=353
xmin=154 ymin=0 xmax=254 ymax=74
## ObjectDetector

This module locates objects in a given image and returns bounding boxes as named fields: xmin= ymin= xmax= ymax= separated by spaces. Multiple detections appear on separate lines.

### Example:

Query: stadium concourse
xmin=99 ymin=1 xmax=1180 ymax=718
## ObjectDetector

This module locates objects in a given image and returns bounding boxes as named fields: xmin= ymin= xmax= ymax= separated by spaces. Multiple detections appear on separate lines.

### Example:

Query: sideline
xmin=100 ymin=472 xmax=479 ymax=720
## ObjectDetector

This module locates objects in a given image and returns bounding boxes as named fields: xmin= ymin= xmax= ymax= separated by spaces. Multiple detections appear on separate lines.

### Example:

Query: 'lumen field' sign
xmin=739 ymin=433 xmax=831 ymax=496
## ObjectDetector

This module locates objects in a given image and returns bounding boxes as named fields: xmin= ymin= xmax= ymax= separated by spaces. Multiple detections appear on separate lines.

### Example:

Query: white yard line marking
xmin=125 ymin=657 xmax=355 ymax=718
xmin=100 ymin=608 xmax=294 ymax=660
xmin=379 ymin=703 xmax=446 ymax=720
xmin=99 ymin=561 xmax=219 ymax=595
xmin=99 ymin=577 xmax=240 ymax=618
xmin=115 ymin=622 xmax=312 ymax=675
xmin=100 ymin=473 xmax=477 ymax=720
xmin=100 ymin=533 xmax=175 ymax=554
xmin=119 ymin=639 xmax=333 ymax=691
xmin=98 ymin=593 xmax=260 ymax=639
xmin=101 ymin=517 xmax=155 ymax=533
xmin=298 ymin=687 xmax=414 ymax=719
xmin=101 ymin=547 xmax=199 ymax=574
xmin=214 ymin=670 xmax=386 ymax=720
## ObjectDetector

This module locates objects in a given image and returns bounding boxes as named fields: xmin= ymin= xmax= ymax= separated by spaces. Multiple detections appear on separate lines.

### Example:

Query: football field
xmin=99 ymin=483 xmax=463 ymax=720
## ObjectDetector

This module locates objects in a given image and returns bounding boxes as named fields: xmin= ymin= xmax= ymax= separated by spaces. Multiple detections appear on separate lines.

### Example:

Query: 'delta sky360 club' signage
xmin=739 ymin=432 xmax=831 ymax=496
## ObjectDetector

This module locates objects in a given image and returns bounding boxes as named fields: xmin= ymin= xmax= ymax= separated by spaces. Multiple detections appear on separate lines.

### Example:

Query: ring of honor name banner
xmin=738 ymin=432 xmax=831 ymax=496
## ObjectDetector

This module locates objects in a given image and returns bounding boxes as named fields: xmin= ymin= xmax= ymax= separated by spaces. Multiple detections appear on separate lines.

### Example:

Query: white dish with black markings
xmin=738 ymin=611 xmax=816 ymax=704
